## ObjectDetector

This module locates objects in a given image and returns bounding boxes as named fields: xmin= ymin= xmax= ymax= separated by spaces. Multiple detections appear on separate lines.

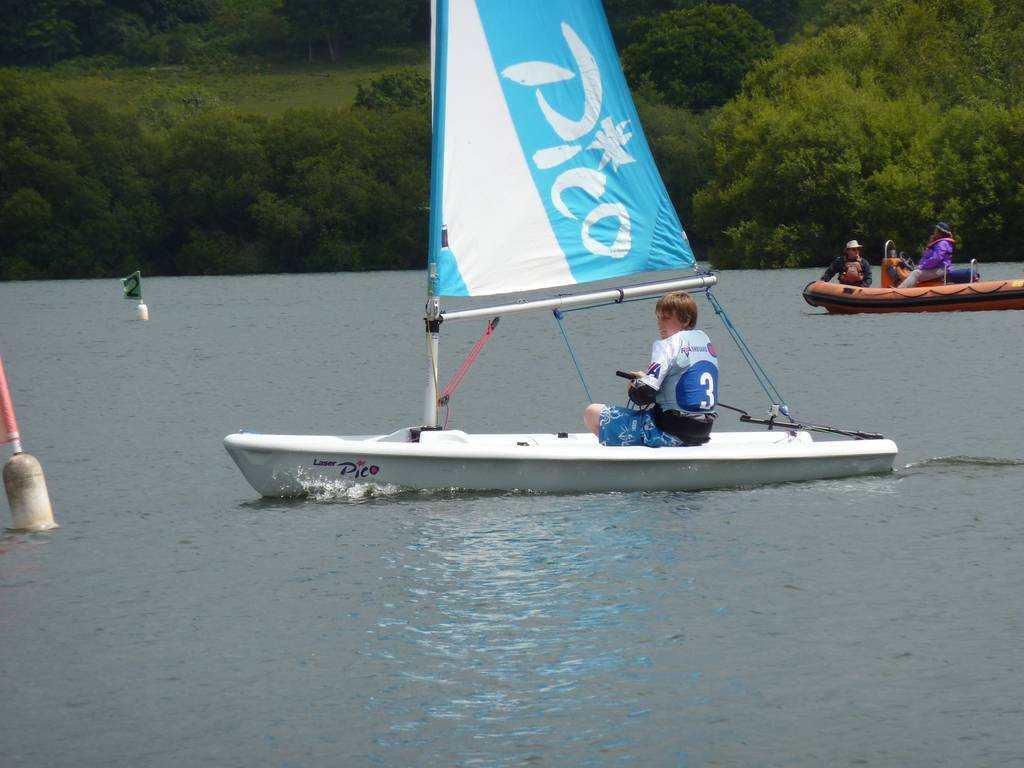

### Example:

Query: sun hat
xmin=845 ymin=240 xmax=863 ymax=249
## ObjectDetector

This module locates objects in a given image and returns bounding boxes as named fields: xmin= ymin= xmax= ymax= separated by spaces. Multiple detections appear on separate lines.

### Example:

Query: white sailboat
xmin=224 ymin=0 xmax=897 ymax=496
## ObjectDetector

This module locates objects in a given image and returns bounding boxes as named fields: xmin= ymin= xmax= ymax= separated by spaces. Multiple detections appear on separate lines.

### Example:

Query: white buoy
xmin=4 ymin=453 xmax=56 ymax=531
xmin=1 ymin=356 xmax=57 ymax=531
xmin=121 ymin=271 xmax=148 ymax=320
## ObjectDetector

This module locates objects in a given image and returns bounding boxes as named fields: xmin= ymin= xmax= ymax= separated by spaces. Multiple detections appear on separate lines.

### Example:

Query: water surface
xmin=1 ymin=267 xmax=1022 ymax=766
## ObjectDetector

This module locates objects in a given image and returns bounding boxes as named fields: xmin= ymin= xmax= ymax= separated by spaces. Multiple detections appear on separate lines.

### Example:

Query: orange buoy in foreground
xmin=0 ymin=356 xmax=56 ymax=531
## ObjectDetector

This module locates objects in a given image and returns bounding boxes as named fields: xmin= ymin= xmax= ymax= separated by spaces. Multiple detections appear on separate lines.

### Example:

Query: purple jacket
xmin=918 ymin=237 xmax=954 ymax=270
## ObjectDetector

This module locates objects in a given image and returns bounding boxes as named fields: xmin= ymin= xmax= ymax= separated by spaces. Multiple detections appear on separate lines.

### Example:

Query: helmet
xmin=934 ymin=222 xmax=952 ymax=236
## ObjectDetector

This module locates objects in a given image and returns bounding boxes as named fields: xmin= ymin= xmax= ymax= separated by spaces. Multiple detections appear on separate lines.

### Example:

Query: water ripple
xmin=906 ymin=455 xmax=1024 ymax=468
xmin=356 ymin=499 xmax=724 ymax=762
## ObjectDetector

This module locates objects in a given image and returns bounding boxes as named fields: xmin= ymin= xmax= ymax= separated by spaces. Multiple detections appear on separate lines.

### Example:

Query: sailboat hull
xmin=222 ymin=1 xmax=901 ymax=498
xmin=224 ymin=429 xmax=897 ymax=496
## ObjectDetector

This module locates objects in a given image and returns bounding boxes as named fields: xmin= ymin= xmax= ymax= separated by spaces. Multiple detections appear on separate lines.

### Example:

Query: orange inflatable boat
xmin=803 ymin=241 xmax=1024 ymax=314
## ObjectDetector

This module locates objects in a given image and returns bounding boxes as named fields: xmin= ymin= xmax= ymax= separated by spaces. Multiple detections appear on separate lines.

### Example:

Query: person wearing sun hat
xmin=898 ymin=222 xmax=956 ymax=288
xmin=821 ymin=239 xmax=872 ymax=286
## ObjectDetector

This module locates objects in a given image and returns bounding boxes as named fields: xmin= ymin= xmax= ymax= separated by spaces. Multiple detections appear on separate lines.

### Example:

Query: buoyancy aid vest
xmin=918 ymin=236 xmax=956 ymax=271
xmin=839 ymin=259 xmax=865 ymax=285
xmin=653 ymin=330 xmax=719 ymax=415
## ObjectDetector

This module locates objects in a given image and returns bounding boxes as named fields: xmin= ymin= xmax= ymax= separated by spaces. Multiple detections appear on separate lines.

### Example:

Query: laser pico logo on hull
xmin=313 ymin=458 xmax=380 ymax=479
xmin=339 ymin=460 xmax=380 ymax=479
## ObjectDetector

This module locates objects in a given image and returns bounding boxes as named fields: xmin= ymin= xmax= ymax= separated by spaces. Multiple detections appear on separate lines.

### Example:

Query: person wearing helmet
xmin=898 ymin=223 xmax=955 ymax=288
xmin=821 ymin=239 xmax=872 ymax=286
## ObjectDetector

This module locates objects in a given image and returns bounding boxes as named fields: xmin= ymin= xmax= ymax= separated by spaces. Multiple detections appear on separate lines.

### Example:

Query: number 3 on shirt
xmin=677 ymin=360 xmax=718 ymax=411
xmin=699 ymin=370 xmax=716 ymax=409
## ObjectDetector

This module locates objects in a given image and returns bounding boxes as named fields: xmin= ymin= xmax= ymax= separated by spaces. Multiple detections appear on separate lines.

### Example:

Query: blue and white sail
xmin=429 ymin=0 xmax=695 ymax=297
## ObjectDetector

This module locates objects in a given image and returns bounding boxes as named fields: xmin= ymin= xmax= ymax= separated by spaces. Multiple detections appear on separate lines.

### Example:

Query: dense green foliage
xmin=605 ymin=0 xmax=807 ymax=45
xmin=0 ymin=74 xmax=164 ymax=278
xmin=281 ymin=0 xmax=426 ymax=63
xmin=0 ymin=70 xmax=429 ymax=279
xmin=0 ymin=0 xmax=426 ymax=67
xmin=3 ymin=0 xmax=1024 ymax=279
xmin=694 ymin=0 xmax=1024 ymax=267
xmin=353 ymin=66 xmax=429 ymax=111
xmin=623 ymin=5 xmax=776 ymax=111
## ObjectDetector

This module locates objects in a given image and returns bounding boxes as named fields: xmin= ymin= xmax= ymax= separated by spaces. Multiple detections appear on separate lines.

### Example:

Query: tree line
xmin=3 ymin=0 xmax=1024 ymax=280
xmin=0 ymin=69 xmax=430 ymax=279
xmin=694 ymin=0 xmax=1024 ymax=267
xmin=0 ymin=1 xmax=801 ymax=68
xmin=0 ymin=0 xmax=427 ymax=68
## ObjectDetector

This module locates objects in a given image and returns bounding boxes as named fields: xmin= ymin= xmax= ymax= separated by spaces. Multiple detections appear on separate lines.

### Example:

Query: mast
xmin=423 ymin=0 xmax=450 ymax=428
xmin=423 ymin=294 xmax=441 ymax=427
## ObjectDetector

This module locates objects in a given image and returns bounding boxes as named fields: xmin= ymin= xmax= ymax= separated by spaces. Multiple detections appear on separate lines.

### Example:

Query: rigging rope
xmin=438 ymin=318 xmax=500 ymax=428
xmin=554 ymin=285 xmax=791 ymax=414
xmin=434 ymin=280 xmax=798 ymax=430
xmin=703 ymin=281 xmax=878 ymax=437
xmin=553 ymin=295 xmax=658 ymax=404
xmin=552 ymin=308 xmax=593 ymax=403
xmin=429 ymin=278 xmax=880 ymax=438
xmin=704 ymin=285 xmax=790 ymax=415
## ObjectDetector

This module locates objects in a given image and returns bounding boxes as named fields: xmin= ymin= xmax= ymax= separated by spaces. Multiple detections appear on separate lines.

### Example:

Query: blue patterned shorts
xmin=597 ymin=406 xmax=685 ymax=447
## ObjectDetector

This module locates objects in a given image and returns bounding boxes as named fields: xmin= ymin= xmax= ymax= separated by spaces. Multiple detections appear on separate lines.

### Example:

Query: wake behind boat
xmin=224 ymin=0 xmax=897 ymax=496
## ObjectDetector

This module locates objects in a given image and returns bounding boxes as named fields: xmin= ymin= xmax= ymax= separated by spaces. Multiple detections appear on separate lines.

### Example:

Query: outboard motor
xmin=881 ymin=241 xmax=914 ymax=288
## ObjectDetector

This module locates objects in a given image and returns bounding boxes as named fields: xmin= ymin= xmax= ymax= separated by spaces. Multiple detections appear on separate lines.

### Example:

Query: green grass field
xmin=29 ymin=47 xmax=428 ymax=120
